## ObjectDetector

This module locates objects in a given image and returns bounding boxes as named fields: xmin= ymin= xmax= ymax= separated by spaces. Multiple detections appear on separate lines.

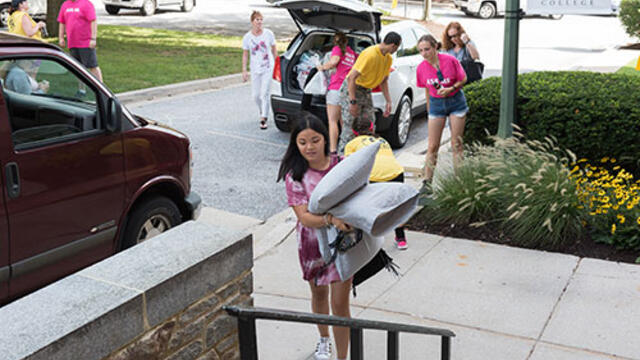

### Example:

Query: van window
xmin=397 ymin=29 xmax=418 ymax=57
xmin=0 ymin=58 xmax=99 ymax=148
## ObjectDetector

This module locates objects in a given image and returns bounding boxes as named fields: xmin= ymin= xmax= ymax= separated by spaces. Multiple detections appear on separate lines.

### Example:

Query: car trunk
xmin=278 ymin=0 xmax=382 ymax=40
xmin=285 ymin=31 xmax=374 ymax=96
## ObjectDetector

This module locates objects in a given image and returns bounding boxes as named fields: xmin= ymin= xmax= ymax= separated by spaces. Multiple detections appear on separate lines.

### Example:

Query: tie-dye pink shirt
xmin=285 ymin=155 xmax=341 ymax=285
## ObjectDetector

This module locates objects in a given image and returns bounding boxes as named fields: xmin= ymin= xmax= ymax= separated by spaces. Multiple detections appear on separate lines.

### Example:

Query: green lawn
xmin=53 ymin=25 xmax=288 ymax=94
xmin=616 ymin=57 xmax=640 ymax=76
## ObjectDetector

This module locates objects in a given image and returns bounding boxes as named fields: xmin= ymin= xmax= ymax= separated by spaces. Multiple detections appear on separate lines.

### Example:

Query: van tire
xmin=0 ymin=4 xmax=10 ymax=27
xmin=384 ymin=95 xmax=412 ymax=148
xmin=105 ymin=5 xmax=120 ymax=15
xmin=181 ymin=0 xmax=194 ymax=12
xmin=121 ymin=196 xmax=181 ymax=250
xmin=478 ymin=2 xmax=496 ymax=19
xmin=140 ymin=0 xmax=156 ymax=16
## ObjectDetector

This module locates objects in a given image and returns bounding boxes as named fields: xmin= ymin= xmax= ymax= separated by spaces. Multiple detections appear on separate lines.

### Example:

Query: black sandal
xmin=260 ymin=119 xmax=268 ymax=130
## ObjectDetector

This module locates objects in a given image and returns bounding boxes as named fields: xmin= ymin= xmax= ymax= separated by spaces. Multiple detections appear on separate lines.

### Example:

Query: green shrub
xmin=463 ymin=71 xmax=640 ymax=175
xmin=619 ymin=0 xmax=640 ymax=39
xmin=424 ymin=135 xmax=587 ymax=248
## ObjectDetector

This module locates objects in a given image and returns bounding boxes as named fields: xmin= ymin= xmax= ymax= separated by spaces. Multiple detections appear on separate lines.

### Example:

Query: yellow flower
xmin=610 ymin=158 xmax=617 ymax=163
xmin=637 ymin=217 xmax=640 ymax=226
xmin=601 ymin=157 xmax=609 ymax=163
xmin=611 ymin=223 xmax=616 ymax=234
xmin=617 ymin=214 xmax=626 ymax=224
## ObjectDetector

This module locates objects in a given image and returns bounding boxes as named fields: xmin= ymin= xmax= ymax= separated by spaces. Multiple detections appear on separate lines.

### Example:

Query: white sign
xmin=526 ymin=0 xmax=615 ymax=14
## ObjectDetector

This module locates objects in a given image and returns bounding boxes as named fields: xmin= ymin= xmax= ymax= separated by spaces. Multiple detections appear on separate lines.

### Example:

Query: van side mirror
xmin=107 ymin=97 xmax=122 ymax=133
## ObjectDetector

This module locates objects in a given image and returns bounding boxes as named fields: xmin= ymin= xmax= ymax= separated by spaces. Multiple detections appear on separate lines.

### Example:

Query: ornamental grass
xmin=428 ymin=131 xmax=587 ymax=249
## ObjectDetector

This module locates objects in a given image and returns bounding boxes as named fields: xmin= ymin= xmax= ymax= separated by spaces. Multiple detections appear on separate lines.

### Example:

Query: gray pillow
xmin=315 ymin=182 xmax=419 ymax=280
xmin=308 ymin=141 xmax=380 ymax=214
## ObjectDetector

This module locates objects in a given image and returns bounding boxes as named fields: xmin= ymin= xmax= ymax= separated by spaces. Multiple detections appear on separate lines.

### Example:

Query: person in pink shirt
xmin=316 ymin=32 xmax=357 ymax=153
xmin=415 ymin=34 xmax=468 ymax=199
xmin=57 ymin=0 xmax=102 ymax=83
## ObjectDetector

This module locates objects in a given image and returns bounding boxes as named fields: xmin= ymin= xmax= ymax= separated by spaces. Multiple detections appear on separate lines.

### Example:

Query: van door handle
xmin=5 ymin=162 xmax=20 ymax=199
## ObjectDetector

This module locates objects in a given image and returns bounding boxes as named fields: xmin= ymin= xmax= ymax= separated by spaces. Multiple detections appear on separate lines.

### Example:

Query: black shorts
xmin=70 ymin=47 xmax=98 ymax=69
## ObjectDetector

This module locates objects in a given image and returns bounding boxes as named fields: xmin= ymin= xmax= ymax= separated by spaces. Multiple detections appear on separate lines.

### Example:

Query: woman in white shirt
xmin=242 ymin=11 xmax=278 ymax=130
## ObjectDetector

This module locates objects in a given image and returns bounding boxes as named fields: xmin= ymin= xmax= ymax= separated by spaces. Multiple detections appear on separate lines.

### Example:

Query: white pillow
xmin=308 ymin=141 xmax=380 ymax=214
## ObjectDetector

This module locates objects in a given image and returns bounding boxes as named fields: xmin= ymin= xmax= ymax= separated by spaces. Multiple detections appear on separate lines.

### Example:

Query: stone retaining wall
xmin=0 ymin=221 xmax=253 ymax=360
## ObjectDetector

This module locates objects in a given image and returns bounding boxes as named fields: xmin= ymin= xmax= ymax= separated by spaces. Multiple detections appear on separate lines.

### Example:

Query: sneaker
xmin=395 ymin=237 xmax=408 ymax=250
xmin=314 ymin=337 xmax=332 ymax=360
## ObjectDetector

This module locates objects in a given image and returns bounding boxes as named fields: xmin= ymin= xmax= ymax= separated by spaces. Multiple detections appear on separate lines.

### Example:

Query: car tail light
xmin=273 ymin=56 xmax=281 ymax=82
xmin=189 ymin=144 xmax=193 ymax=187
xmin=372 ymin=67 xmax=395 ymax=93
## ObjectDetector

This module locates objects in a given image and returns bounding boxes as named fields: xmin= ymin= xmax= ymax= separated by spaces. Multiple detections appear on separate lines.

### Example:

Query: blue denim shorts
xmin=428 ymin=90 xmax=469 ymax=119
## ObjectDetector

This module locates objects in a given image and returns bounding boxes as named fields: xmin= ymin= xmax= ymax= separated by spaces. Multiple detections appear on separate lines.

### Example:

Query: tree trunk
xmin=46 ymin=0 xmax=65 ymax=39
xmin=367 ymin=0 xmax=373 ymax=5
xmin=422 ymin=0 xmax=431 ymax=20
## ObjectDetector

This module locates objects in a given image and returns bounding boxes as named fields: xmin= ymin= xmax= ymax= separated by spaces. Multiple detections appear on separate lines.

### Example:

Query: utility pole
xmin=498 ymin=0 xmax=520 ymax=138
xmin=422 ymin=0 xmax=431 ymax=20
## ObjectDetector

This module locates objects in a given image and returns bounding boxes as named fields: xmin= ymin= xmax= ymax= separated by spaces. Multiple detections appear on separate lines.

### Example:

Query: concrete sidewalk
xmin=197 ymin=141 xmax=640 ymax=360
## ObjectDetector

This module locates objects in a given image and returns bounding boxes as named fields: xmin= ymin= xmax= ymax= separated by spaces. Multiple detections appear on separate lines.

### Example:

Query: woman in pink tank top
xmin=317 ymin=32 xmax=357 ymax=154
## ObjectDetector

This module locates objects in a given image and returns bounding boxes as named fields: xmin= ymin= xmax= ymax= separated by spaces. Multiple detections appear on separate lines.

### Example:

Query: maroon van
xmin=0 ymin=34 xmax=201 ymax=304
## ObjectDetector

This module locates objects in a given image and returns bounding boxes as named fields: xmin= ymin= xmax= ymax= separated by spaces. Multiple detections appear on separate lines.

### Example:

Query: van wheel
xmin=181 ymin=0 xmax=194 ymax=12
xmin=121 ymin=196 xmax=181 ymax=250
xmin=384 ymin=95 xmax=412 ymax=148
xmin=105 ymin=5 xmax=120 ymax=15
xmin=0 ymin=4 xmax=10 ymax=27
xmin=478 ymin=2 xmax=496 ymax=19
xmin=140 ymin=0 xmax=156 ymax=16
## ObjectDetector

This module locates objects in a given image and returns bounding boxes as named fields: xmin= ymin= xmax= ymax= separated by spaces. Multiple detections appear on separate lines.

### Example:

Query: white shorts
xmin=326 ymin=89 xmax=341 ymax=106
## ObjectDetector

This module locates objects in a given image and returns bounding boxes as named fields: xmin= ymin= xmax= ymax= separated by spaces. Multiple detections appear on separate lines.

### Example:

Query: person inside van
xmin=316 ymin=32 xmax=357 ymax=154
xmin=5 ymin=59 xmax=49 ymax=95
xmin=7 ymin=0 xmax=46 ymax=40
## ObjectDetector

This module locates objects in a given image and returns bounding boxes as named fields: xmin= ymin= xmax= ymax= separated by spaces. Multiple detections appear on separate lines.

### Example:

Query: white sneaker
xmin=314 ymin=337 xmax=332 ymax=360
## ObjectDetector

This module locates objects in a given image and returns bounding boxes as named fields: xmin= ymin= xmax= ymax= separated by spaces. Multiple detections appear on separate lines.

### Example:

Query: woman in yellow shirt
xmin=8 ymin=0 xmax=46 ymax=39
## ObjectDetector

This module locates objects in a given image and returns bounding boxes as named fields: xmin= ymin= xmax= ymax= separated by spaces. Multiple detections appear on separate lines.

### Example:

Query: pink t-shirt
xmin=416 ymin=53 xmax=466 ymax=98
xmin=57 ymin=0 xmax=96 ymax=49
xmin=328 ymin=45 xmax=357 ymax=91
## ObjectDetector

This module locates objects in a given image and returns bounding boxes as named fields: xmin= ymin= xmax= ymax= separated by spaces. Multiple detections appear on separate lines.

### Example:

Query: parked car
xmin=102 ymin=0 xmax=195 ymax=16
xmin=454 ymin=0 xmax=619 ymax=18
xmin=270 ymin=0 xmax=430 ymax=148
xmin=0 ymin=0 xmax=45 ymax=27
xmin=0 ymin=33 xmax=201 ymax=305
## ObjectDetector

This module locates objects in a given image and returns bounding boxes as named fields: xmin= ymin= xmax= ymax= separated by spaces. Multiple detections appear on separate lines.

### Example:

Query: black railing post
xmin=350 ymin=328 xmax=364 ymax=360
xmin=237 ymin=316 xmax=258 ymax=360
xmin=441 ymin=336 xmax=451 ymax=360
xmin=387 ymin=331 xmax=398 ymax=360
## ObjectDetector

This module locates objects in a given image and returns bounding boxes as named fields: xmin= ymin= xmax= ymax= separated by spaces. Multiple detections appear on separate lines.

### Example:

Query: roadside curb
xmin=117 ymin=73 xmax=244 ymax=106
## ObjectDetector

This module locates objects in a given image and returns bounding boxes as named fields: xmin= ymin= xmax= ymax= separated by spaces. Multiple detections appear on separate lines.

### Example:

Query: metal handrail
xmin=224 ymin=306 xmax=456 ymax=360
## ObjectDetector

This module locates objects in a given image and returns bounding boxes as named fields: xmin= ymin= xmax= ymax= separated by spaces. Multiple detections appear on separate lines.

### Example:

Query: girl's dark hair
xmin=334 ymin=32 xmax=348 ymax=56
xmin=352 ymin=116 xmax=375 ymax=137
xmin=277 ymin=112 xmax=330 ymax=182
xmin=418 ymin=34 xmax=441 ymax=51
xmin=9 ymin=0 xmax=24 ymax=14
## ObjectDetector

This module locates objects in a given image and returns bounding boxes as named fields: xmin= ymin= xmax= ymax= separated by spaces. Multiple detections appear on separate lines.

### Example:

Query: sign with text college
xmin=526 ymin=0 xmax=615 ymax=14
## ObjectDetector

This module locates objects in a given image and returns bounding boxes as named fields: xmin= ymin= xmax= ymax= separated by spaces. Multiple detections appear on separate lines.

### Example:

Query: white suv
xmin=270 ymin=0 xmax=430 ymax=148
xmin=101 ymin=0 xmax=194 ymax=16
